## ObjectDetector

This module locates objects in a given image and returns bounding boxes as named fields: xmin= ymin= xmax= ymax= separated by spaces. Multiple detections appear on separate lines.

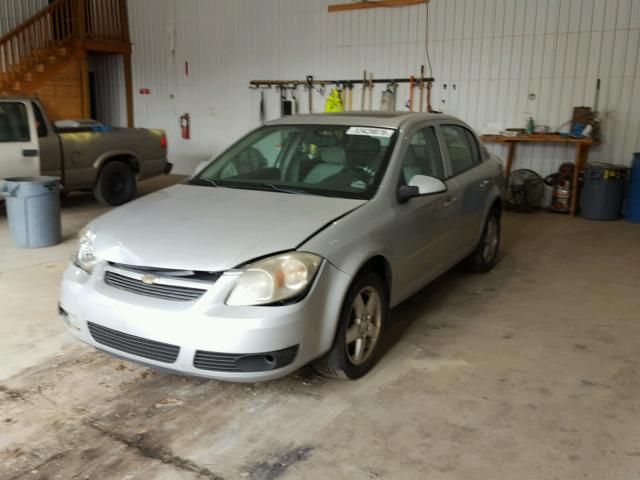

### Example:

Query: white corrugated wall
xmin=88 ymin=55 xmax=127 ymax=126
xmin=4 ymin=0 xmax=638 ymax=175
xmin=0 ymin=0 xmax=48 ymax=33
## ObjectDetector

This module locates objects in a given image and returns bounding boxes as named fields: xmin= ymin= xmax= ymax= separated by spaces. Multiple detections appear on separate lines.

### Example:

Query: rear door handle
xmin=479 ymin=179 xmax=491 ymax=189
xmin=22 ymin=149 xmax=39 ymax=157
xmin=443 ymin=196 xmax=457 ymax=207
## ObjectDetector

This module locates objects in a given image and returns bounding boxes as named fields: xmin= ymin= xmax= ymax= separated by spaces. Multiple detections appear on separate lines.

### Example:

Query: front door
xmin=0 ymin=100 xmax=40 ymax=198
xmin=390 ymin=124 xmax=462 ymax=300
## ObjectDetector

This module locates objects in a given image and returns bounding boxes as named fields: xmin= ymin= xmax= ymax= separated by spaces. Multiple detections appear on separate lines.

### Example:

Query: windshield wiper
xmin=263 ymin=184 xmax=309 ymax=195
xmin=223 ymin=183 xmax=309 ymax=195
xmin=187 ymin=177 xmax=218 ymax=187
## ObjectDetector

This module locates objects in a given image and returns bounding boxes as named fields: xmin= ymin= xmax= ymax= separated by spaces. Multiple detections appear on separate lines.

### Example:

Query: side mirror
xmin=398 ymin=175 xmax=447 ymax=203
xmin=193 ymin=160 xmax=210 ymax=175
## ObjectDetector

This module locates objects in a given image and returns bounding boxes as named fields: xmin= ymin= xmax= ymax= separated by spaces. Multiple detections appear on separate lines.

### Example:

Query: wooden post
xmin=74 ymin=0 xmax=86 ymax=40
xmin=123 ymin=52 xmax=134 ymax=127
xmin=570 ymin=142 xmax=589 ymax=216
xmin=80 ymin=54 xmax=91 ymax=118
xmin=504 ymin=141 xmax=516 ymax=178
xmin=118 ymin=0 xmax=131 ymax=42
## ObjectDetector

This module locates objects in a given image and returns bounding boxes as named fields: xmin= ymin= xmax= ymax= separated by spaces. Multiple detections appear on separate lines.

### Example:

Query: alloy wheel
xmin=345 ymin=286 xmax=382 ymax=366
xmin=482 ymin=216 xmax=499 ymax=263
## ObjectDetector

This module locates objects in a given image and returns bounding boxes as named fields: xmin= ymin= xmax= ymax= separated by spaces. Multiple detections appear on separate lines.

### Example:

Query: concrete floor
xmin=1 ymin=176 xmax=640 ymax=480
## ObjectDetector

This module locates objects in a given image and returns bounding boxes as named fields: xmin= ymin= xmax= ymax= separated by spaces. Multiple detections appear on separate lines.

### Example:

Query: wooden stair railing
xmin=0 ymin=0 xmax=76 ymax=79
xmin=0 ymin=0 xmax=129 ymax=93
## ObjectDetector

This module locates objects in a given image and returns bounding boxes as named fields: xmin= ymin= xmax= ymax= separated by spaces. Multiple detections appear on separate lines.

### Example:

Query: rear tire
xmin=94 ymin=161 xmax=136 ymax=206
xmin=314 ymin=271 xmax=388 ymax=380
xmin=465 ymin=207 xmax=501 ymax=273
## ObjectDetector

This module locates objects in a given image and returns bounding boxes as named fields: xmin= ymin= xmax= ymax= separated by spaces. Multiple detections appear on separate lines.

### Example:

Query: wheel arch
xmin=93 ymin=151 xmax=141 ymax=177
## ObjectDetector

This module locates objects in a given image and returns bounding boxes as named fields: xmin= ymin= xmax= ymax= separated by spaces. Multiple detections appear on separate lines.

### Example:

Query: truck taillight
xmin=161 ymin=135 xmax=167 ymax=148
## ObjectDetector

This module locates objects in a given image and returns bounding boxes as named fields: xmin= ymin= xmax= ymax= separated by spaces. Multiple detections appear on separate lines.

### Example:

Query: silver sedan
xmin=59 ymin=112 xmax=504 ymax=382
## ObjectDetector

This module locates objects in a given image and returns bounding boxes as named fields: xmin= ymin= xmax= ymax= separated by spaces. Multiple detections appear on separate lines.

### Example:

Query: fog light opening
xmin=264 ymin=355 xmax=275 ymax=364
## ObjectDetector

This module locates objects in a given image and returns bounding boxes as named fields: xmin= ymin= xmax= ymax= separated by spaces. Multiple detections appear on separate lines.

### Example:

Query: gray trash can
xmin=580 ymin=163 xmax=628 ymax=221
xmin=1 ymin=176 xmax=61 ymax=248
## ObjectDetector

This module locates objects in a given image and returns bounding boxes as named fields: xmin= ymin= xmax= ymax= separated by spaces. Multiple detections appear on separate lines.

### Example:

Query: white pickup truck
xmin=0 ymin=97 xmax=172 ymax=205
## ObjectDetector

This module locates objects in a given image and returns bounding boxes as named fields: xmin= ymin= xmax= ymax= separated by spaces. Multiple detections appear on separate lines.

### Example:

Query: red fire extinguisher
xmin=179 ymin=113 xmax=190 ymax=139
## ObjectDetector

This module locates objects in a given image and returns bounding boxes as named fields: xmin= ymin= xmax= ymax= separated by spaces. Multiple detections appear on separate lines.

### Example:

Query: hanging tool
xmin=368 ymin=72 xmax=374 ymax=110
xmin=408 ymin=75 xmax=415 ymax=111
xmin=279 ymin=85 xmax=293 ymax=116
xmin=380 ymin=81 xmax=397 ymax=111
xmin=259 ymin=88 xmax=266 ymax=124
xmin=347 ymin=82 xmax=353 ymax=111
xmin=306 ymin=75 xmax=314 ymax=113
xmin=361 ymin=70 xmax=367 ymax=111
xmin=418 ymin=65 xmax=425 ymax=112
xmin=337 ymin=82 xmax=346 ymax=107
xmin=291 ymin=84 xmax=299 ymax=115
xmin=426 ymin=78 xmax=433 ymax=113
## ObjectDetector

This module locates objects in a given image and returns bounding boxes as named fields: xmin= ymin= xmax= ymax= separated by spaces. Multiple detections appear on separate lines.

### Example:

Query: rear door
xmin=438 ymin=123 xmax=492 ymax=251
xmin=0 ymin=100 xmax=40 ymax=195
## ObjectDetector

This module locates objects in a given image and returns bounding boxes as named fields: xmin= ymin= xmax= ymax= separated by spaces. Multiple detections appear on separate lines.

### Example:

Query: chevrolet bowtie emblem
xmin=141 ymin=274 xmax=157 ymax=285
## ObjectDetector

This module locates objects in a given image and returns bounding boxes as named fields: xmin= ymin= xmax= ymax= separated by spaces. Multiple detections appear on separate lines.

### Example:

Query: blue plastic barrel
xmin=626 ymin=152 xmax=640 ymax=223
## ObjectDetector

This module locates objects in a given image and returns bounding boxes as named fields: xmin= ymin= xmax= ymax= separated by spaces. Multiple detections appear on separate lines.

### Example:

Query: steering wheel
xmin=343 ymin=165 xmax=374 ymax=180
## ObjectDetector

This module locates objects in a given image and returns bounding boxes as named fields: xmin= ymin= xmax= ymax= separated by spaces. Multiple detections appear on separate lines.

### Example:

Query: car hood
xmin=89 ymin=184 xmax=366 ymax=271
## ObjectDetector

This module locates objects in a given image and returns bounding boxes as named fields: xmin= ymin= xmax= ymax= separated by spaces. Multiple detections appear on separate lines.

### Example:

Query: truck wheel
xmin=314 ymin=271 xmax=388 ymax=380
xmin=465 ymin=207 xmax=501 ymax=273
xmin=94 ymin=161 xmax=136 ymax=206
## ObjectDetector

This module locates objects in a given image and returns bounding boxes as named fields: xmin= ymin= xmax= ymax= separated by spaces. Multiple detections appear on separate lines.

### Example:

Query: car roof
xmin=266 ymin=111 xmax=461 ymax=129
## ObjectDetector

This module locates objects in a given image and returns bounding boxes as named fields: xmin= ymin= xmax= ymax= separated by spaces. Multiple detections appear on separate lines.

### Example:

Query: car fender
xmin=300 ymin=204 xmax=397 ymax=303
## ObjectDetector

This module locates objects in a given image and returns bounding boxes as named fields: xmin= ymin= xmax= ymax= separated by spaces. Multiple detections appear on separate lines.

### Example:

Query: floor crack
xmin=7 ymin=451 xmax=68 ymax=480
xmin=85 ymin=420 xmax=226 ymax=480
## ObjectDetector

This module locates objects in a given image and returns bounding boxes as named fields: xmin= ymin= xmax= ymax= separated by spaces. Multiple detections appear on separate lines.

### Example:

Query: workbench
xmin=481 ymin=134 xmax=599 ymax=216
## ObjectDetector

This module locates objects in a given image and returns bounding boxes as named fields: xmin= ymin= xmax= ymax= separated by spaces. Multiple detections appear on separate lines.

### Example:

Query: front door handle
xmin=479 ymin=179 xmax=491 ymax=189
xmin=443 ymin=196 xmax=457 ymax=207
xmin=22 ymin=149 xmax=39 ymax=157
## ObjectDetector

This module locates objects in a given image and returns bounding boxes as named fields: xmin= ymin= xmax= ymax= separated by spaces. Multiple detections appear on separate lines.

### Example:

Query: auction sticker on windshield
xmin=346 ymin=127 xmax=395 ymax=138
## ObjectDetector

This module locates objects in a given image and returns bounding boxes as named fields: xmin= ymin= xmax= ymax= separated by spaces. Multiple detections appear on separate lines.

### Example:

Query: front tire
xmin=94 ymin=161 xmax=136 ymax=206
xmin=315 ymin=272 xmax=388 ymax=380
xmin=465 ymin=207 xmax=501 ymax=273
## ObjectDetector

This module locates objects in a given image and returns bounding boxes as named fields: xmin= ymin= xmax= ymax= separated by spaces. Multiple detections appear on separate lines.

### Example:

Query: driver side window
xmin=401 ymin=126 xmax=444 ymax=183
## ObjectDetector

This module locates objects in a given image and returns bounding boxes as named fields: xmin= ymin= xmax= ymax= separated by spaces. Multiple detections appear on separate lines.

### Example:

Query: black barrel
xmin=580 ymin=163 xmax=628 ymax=221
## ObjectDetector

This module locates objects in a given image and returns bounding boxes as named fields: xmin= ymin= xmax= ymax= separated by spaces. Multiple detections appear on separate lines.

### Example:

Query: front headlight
xmin=73 ymin=228 xmax=98 ymax=273
xmin=226 ymin=252 xmax=322 ymax=306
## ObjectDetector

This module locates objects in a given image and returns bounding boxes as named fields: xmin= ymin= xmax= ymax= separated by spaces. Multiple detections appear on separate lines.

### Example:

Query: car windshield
xmin=194 ymin=124 xmax=399 ymax=199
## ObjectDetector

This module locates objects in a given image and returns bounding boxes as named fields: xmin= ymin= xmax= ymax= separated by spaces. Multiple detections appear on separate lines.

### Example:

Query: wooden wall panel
xmin=34 ymin=60 xmax=84 ymax=121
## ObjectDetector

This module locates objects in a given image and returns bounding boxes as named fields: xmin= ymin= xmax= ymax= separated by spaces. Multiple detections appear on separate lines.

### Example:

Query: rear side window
xmin=0 ymin=102 xmax=30 ymax=142
xmin=441 ymin=125 xmax=481 ymax=176
xmin=32 ymin=102 xmax=48 ymax=137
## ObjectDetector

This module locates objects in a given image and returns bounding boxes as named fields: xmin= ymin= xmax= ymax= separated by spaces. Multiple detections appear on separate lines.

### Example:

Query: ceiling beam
xmin=328 ymin=0 xmax=428 ymax=13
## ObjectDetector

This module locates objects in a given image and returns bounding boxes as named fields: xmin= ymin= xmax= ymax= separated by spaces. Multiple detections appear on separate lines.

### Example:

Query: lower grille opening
xmin=88 ymin=322 xmax=180 ymax=364
xmin=194 ymin=345 xmax=299 ymax=373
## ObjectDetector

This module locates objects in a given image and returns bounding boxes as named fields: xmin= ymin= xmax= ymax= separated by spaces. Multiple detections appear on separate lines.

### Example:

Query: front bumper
xmin=59 ymin=260 xmax=351 ymax=382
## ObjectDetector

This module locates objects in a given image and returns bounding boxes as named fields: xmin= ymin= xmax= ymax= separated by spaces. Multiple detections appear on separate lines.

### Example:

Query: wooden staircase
xmin=0 ymin=0 xmax=132 ymax=121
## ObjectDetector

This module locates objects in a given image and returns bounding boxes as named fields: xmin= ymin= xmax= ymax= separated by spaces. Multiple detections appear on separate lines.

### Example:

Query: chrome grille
xmin=104 ymin=271 xmax=206 ymax=301
xmin=88 ymin=322 xmax=180 ymax=363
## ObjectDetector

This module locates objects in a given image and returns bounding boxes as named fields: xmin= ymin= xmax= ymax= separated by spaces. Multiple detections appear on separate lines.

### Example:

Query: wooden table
xmin=481 ymin=134 xmax=599 ymax=216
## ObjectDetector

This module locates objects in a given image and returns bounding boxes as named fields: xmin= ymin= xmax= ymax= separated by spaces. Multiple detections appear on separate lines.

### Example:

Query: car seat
xmin=304 ymin=146 xmax=347 ymax=184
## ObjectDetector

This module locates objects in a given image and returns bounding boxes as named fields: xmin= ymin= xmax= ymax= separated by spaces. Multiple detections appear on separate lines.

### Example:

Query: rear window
xmin=0 ymin=102 xmax=30 ymax=142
